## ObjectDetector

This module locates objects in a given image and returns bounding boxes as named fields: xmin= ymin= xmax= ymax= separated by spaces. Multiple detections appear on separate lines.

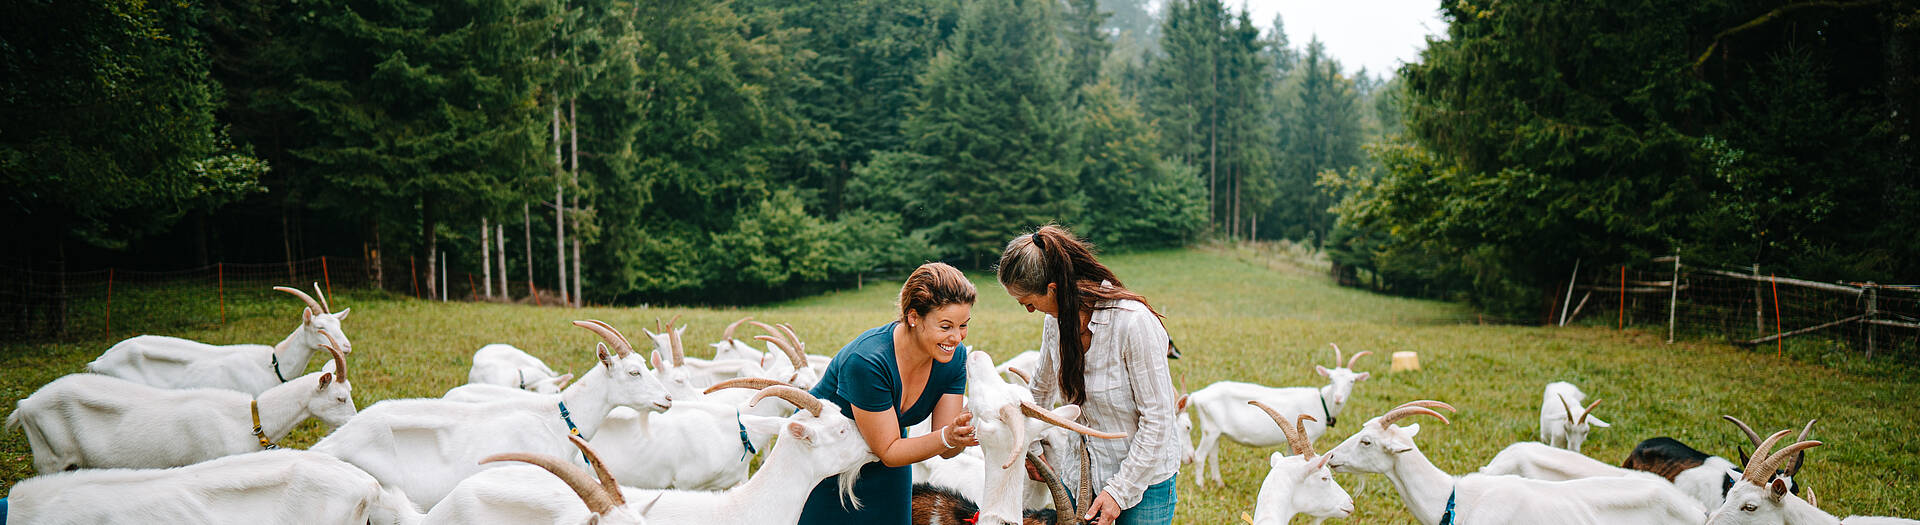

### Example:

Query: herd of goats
xmin=1 ymin=286 xmax=1913 ymax=524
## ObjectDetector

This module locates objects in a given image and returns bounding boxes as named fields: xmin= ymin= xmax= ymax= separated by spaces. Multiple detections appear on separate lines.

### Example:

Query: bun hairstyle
xmin=900 ymin=262 xmax=977 ymax=325
xmin=996 ymin=224 xmax=1158 ymax=404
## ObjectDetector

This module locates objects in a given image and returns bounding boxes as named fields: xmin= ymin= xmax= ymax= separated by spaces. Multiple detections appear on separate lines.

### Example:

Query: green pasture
xmin=3 ymin=245 xmax=1915 ymax=523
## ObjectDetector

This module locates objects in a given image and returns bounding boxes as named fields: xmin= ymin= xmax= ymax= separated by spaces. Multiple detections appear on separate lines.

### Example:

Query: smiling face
xmin=1006 ymin=283 xmax=1059 ymax=316
xmin=906 ymin=303 xmax=971 ymax=363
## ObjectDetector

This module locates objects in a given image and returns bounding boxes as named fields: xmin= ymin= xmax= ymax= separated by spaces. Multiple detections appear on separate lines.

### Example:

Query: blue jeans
xmin=1118 ymin=474 xmax=1178 ymax=525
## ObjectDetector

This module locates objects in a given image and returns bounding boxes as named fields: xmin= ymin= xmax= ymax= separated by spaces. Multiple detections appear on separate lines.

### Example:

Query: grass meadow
xmin=3 ymin=244 xmax=1916 ymax=523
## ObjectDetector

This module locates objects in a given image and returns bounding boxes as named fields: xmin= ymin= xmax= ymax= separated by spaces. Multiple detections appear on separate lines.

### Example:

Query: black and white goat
xmin=1621 ymin=416 xmax=1814 ymax=510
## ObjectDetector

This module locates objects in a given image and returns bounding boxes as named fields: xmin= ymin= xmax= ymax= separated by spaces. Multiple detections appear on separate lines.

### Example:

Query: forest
xmin=3 ymin=0 xmax=1913 ymax=314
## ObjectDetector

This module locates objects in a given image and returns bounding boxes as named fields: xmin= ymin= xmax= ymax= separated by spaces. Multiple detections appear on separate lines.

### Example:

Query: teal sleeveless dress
xmin=798 ymin=322 xmax=968 ymax=524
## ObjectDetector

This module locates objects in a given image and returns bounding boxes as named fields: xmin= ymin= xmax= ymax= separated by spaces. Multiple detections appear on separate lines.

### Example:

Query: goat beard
xmin=836 ymin=461 xmax=866 ymax=510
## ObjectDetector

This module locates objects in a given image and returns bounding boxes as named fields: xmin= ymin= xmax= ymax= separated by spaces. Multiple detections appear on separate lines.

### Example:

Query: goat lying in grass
xmin=469 ymin=343 xmax=574 ymax=394
xmin=5 ymin=449 xmax=418 ymax=525
xmin=1327 ymin=400 xmax=1706 ymax=525
xmin=88 ymin=285 xmax=352 ymax=395
xmin=1190 ymin=343 xmax=1371 ymax=487
xmin=1620 ymin=416 xmax=1814 ymax=510
xmin=9 ymin=344 xmax=354 ymax=472
xmin=312 ymin=320 xmax=673 ymax=509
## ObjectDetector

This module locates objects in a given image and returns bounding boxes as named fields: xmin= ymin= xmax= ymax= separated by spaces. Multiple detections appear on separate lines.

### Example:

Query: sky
xmin=1235 ymin=0 xmax=1450 ymax=78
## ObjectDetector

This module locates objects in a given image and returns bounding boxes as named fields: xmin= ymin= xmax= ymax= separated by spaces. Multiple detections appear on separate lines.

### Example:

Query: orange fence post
xmin=529 ymin=281 xmax=539 ymax=306
xmin=105 ymin=268 xmax=115 ymax=338
xmin=1771 ymin=274 xmax=1783 ymax=357
xmin=322 ymin=256 xmax=333 ymax=301
xmin=409 ymin=256 xmax=420 ymax=299
xmin=466 ymin=273 xmax=476 ymax=301
xmin=218 ymin=263 xmax=227 ymax=324
xmin=1618 ymin=266 xmax=1626 ymax=329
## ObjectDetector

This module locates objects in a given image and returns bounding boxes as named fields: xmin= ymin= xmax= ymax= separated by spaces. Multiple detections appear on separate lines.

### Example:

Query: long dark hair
xmin=995 ymin=225 xmax=1159 ymax=404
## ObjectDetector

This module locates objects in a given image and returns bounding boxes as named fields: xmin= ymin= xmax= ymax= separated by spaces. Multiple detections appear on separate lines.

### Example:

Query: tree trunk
xmin=370 ymin=219 xmax=384 ymax=290
xmin=497 ymin=222 xmax=508 ymax=300
xmin=482 ymin=217 xmax=493 ymax=299
xmin=523 ymin=203 xmax=535 ymax=300
xmin=553 ymin=96 xmax=568 ymax=307
xmin=282 ymin=204 xmax=295 ymax=283
xmin=425 ymin=196 xmax=438 ymax=300
xmin=570 ymin=98 xmax=581 ymax=307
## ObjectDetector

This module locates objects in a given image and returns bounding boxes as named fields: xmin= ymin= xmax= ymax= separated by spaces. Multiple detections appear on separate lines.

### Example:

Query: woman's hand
xmin=941 ymin=411 xmax=978 ymax=449
xmin=1084 ymin=491 xmax=1122 ymax=525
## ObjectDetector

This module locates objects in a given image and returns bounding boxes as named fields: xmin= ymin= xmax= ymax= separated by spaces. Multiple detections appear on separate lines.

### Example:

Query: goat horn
xmin=666 ymin=320 xmax=685 ymax=367
xmin=1578 ymin=399 xmax=1602 ymax=425
xmin=1741 ymin=429 xmax=1795 ymax=485
xmin=1001 ymin=405 xmax=1026 ymax=470
xmin=1393 ymin=400 xmax=1457 ymax=413
xmin=274 ymin=286 xmax=327 ymax=315
xmin=1723 ymin=415 xmax=1766 ymax=449
xmin=1378 ymin=405 xmax=1451 ymax=428
xmin=753 ymin=334 xmax=807 ymax=372
xmin=482 ymin=452 xmax=617 ymax=516
xmin=723 ymin=316 xmax=754 ymax=343
xmin=584 ymin=320 xmax=634 ymax=353
xmin=1329 ymin=343 xmax=1343 ymax=368
xmin=1006 ymin=367 xmax=1033 ymax=384
xmin=1345 ymin=350 xmax=1372 ymax=370
xmin=702 ymin=377 xmax=798 ymax=394
xmin=1558 ymin=393 xmax=1575 ymax=422
xmin=311 ymin=282 xmax=332 ymax=314
xmin=1249 ymin=400 xmax=1315 ymax=457
xmin=1788 ymin=419 xmax=1816 ymax=476
xmin=777 ymin=323 xmax=805 ymax=351
xmin=574 ymin=320 xmax=633 ymax=357
xmin=1020 ymin=401 xmax=1127 ymax=439
xmin=568 ymin=435 xmax=625 ymax=506
xmin=321 ymin=342 xmax=347 ymax=384
xmin=750 ymin=385 xmax=823 ymax=418
xmin=1029 ymin=452 xmax=1081 ymax=525
xmin=317 ymin=327 xmax=345 ymax=355
xmin=1755 ymin=440 xmax=1823 ymax=487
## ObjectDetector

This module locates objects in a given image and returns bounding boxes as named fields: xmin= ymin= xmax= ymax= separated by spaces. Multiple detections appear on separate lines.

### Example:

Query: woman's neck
xmin=891 ymin=322 xmax=931 ymax=371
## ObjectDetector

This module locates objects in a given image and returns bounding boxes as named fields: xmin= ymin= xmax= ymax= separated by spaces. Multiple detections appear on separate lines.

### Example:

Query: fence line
xmin=1552 ymin=255 xmax=1919 ymax=359
xmin=0 ymin=255 xmax=571 ymax=342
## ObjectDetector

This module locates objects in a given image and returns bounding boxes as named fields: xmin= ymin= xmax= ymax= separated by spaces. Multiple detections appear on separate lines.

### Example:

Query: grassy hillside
xmin=3 ymin=244 xmax=1915 ymax=523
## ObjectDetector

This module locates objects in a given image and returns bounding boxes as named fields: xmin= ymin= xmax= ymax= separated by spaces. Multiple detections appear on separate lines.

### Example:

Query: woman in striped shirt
xmin=997 ymin=225 xmax=1180 ymax=525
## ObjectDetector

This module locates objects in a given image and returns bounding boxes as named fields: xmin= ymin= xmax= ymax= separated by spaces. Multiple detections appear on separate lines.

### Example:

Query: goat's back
xmin=7 ymin=449 xmax=390 ymax=525
xmin=1621 ymin=437 xmax=1711 ymax=481
xmin=1458 ymin=474 xmax=1706 ymax=524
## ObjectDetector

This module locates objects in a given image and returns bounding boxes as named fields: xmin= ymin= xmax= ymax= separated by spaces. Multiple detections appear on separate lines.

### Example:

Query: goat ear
xmin=786 ymin=421 xmax=816 ymax=443
xmin=334 ymin=307 xmax=350 ymax=320
xmin=674 ymin=325 xmax=687 ymax=336
xmin=1269 ymin=451 xmax=1286 ymax=468
xmin=650 ymin=349 xmax=665 ymax=371
xmin=1315 ymin=365 xmax=1331 ymax=377
xmin=552 ymin=373 xmax=574 ymax=389
xmin=1769 ymin=479 xmax=1790 ymax=501
xmin=1737 ymin=447 xmax=1750 ymax=466
xmin=1051 ymin=405 xmax=1082 ymax=422
xmin=303 ymin=307 xmax=315 ymax=324
xmin=1354 ymin=372 xmax=1371 ymax=382
xmin=597 ymin=343 xmax=615 ymax=370
xmin=1176 ymin=395 xmax=1189 ymax=412
xmin=1400 ymin=423 xmax=1421 ymax=437
xmin=318 ymin=372 xmax=334 ymax=390
xmin=1588 ymin=416 xmax=1610 ymax=428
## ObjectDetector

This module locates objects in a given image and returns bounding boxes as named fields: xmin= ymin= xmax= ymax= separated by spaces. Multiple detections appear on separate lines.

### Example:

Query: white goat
xmin=1479 ymin=441 xmax=1668 ymax=482
xmin=1190 ymin=343 xmax=1372 ymax=487
xmin=429 ymin=386 xmax=877 ymax=525
xmin=1245 ymin=401 xmax=1353 ymax=525
xmin=1540 ymin=381 xmax=1610 ymax=453
xmin=996 ymin=350 xmax=1040 ymax=384
xmin=965 ymin=350 xmax=1128 ymax=525
xmin=470 ymin=343 xmax=574 ymax=394
xmin=3 ymin=448 xmax=420 ymax=525
xmin=310 ymin=320 xmax=674 ymax=509
xmin=8 ymin=345 xmax=354 ymax=472
xmin=1707 ymin=428 xmax=1918 ymax=525
xmin=1326 ymin=401 xmax=1706 ymax=525
xmin=423 ymin=435 xmax=656 ymax=525
xmin=86 ymin=285 xmax=351 ymax=395
xmin=587 ymin=377 xmax=802 ymax=491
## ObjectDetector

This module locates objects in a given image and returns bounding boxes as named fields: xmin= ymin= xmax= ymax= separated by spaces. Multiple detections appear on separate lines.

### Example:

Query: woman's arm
xmin=929 ymin=394 xmax=969 ymax=459
xmin=851 ymin=403 xmax=977 ymax=468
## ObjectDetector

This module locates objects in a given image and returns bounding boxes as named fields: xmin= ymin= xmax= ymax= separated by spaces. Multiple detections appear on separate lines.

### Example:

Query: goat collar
xmin=250 ymin=400 xmax=278 ymax=450
xmin=517 ymin=369 xmax=527 ymax=390
xmin=1723 ymin=471 xmax=1736 ymax=497
xmin=736 ymin=410 xmax=757 ymax=460
xmin=1319 ymin=391 xmax=1337 ymax=428
xmin=557 ymin=401 xmax=589 ymax=465
xmin=269 ymin=353 xmax=289 ymax=383
xmin=1438 ymin=483 xmax=1456 ymax=525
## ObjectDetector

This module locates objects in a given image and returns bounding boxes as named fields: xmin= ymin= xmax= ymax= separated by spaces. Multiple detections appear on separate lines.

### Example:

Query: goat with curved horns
xmin=88 ymin=284 xmax=353 ymax=395
xmin=1619 ymin=416 xmax=1815 ymax=510
xmin=1327 ymin=400 xmax=1706 ymax=525
xmin=1539 ymin=381 xmax=1610 ymax=453
xmin=1706 ymin=427 xmax=1915 ymax=525
xmin=423 ymin=435 xmax=658 ymax=524
xmin=312 ymin=319 xmax=674 ymax=509
xmin=1189 ymin=343 xmax=1371 ymax=487
xmin=9 ymin=344 xmax=354 ymax=472
xmin=1245 ymin=401 xmax=1353 ymax=525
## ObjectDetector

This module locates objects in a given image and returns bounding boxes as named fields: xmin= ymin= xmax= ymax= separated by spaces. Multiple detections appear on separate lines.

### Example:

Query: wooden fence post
xmin=1865 ymin=283 xmax=1878 ymax=359
xmin=410 ymin=256 xmax=419 ymax=299
xmin=322 ymin=256 xmax=332 ymax=301
xmin=1560 ymin=258 xmax=1580 ymax=326
xmin=1668 ymin=251 xmax=1680 ymax=344
xmin=1618 ymin=266 xmax=1626 ymax=330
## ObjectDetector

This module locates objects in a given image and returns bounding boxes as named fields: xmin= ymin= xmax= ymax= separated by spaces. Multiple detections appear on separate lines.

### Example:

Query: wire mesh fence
xmin=1550 ymin=256 xmax=1920 ymax=359
xmin=0 ymin=255 xmax=572 ymax=342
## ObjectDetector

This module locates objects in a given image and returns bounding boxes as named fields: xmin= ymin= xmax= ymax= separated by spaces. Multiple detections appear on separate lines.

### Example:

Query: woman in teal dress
xmin=798 ymin=262 xmax=981 ymax=524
